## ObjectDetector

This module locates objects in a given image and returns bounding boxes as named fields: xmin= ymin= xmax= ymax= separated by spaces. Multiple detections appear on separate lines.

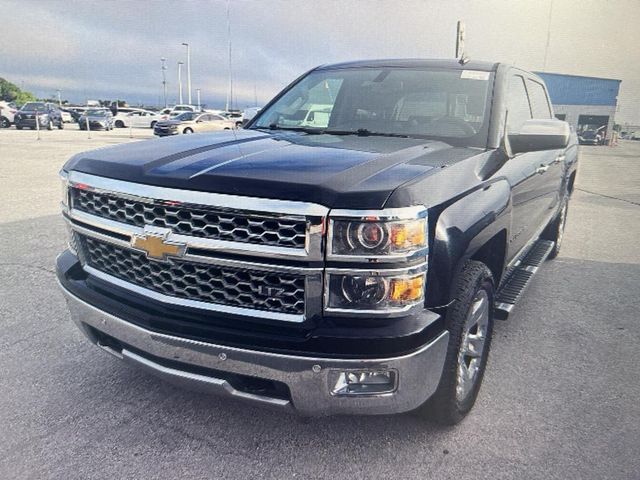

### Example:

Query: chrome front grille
xmin=70 ymin=187 xmax=307 ymax=249
xmin=63 ymin=172 xmax=327 ymax=322
xmin=77 ymin=234 xmax=306 ymax=315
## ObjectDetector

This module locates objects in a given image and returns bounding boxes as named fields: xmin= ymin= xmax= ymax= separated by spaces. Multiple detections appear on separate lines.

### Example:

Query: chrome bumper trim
xmin=60 ymin=283 xmax=449 ymax=416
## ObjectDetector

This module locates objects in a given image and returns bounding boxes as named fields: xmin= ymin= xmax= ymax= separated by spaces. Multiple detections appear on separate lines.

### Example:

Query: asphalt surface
xmin=1 ymin=127 xmax=639 ymax=479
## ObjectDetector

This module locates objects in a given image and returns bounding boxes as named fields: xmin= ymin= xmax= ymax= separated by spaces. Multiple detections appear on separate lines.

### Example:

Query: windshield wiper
xmin=253 ymin=124 xmax=326 ymax=134
xmin=323 ymin=128 xmax=409 ymax=138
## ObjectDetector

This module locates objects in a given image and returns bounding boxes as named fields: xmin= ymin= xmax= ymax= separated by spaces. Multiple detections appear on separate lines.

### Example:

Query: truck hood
xmin=64 ymin=129 xmax=481 ymax=209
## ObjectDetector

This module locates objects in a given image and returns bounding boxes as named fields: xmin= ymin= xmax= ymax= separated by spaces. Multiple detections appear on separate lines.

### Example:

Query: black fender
xmin=426 ymin=179 xmax=511 ymax=307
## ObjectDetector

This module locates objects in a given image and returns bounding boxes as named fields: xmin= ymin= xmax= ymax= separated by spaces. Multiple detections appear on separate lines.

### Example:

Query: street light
xmin=182 ymin=42 xmax=192 ymax=105
xmin=177 ymin=61 xmax=184 ymax=105
xmin=161 ymin=57 xmax=168 ymax=108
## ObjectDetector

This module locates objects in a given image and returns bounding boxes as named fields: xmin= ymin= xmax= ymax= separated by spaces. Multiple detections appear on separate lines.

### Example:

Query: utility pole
xmin=225 ymin=0 xmax=233 ymax=111
xmin=196 ymin=89 xmax=201 ymax=109
xmin=161 ymin=57 xmax=168 ymax=108
xmin=542 ymin=0 xmax=554 ymax=70
xmin=182 ymin=43 xmax=192 ymax=105
xmin=57 ymin=90 xmax=62 ymax=107
xmin=177 ymin=61 xmax=184 ymax=105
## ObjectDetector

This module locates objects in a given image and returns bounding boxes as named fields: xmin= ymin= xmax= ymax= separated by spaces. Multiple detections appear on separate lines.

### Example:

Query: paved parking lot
xmin=1 ymin=128 xmax=639 ymax=479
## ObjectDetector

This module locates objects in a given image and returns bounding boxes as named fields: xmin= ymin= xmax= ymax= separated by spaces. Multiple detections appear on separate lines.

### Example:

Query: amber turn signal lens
xmin=390 ymin=220 xmax=426 ymax=250
xmin=389 ymin=275 xmax=424 ymax=303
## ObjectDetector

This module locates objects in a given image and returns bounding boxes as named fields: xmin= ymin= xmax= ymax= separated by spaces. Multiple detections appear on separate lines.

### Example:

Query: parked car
xmin=153 ymin=111 xmax=236 ymax=136
xmin=59 ymin=109 xmax=73 ymax=123
xmin=222 ymin=110 xmax=244 ymax=128
xmin=578 ymin=130 xmax=601 ymax=145
xmin=58 ymin=59 xmax=577 ymax=424
xmin=78 ymin=109 xmax=114 ymax=130
xmin=14 ymin=102 xmax=64 ymax=130
xmin=172 ymin=104 xmax=201 ymax=114
xmin=114 ymin=109 xmax=160 ymax=129
xmin=0 ymin=101 xmax=17 ymax=128
xmin=242 ymin=107 xmax=262 ymax=126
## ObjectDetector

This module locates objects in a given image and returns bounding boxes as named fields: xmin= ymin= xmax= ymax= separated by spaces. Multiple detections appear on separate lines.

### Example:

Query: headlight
xmin=60 ymin=171 xmax=69 ymax=209
xmin=328 ymin=206 xmax=428 ymax=261
xmin=326 ymin=268 xmax=426 ymax=314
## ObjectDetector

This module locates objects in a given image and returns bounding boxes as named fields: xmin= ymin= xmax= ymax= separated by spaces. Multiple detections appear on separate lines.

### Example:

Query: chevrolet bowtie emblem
xmin=131 ymin=227 xmax=186 ymax=261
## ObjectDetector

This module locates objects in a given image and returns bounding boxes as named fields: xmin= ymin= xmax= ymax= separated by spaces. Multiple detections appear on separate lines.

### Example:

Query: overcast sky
xmin=2 ymin=0 xmax=639 ymax=123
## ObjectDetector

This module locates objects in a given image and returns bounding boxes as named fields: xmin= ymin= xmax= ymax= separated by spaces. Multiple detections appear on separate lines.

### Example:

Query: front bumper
xmin=60 ymin=283 xmax=449 ymax=416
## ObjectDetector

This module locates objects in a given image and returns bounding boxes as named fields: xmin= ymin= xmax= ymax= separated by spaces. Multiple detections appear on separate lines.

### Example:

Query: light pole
xmin=177 ymin=61 xmax=184 ymax=105
xmin=196 ymin=89 xmax=201 ymax=109
xmin=161 ymin=57 xmax=168 ymax=108
xmin=57 ymin=89 xmax=62 ymax=107
xmin=182 ymin=42 xmax=192 ymax=105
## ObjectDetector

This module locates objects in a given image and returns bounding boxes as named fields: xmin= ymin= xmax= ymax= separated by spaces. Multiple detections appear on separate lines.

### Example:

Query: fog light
xmin=331 ymin=370 xmax=397 ymax=396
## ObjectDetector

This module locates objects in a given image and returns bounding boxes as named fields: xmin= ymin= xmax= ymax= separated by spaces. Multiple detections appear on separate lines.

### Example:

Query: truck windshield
xmin=251 ymin=67 xmax=493 ymax=146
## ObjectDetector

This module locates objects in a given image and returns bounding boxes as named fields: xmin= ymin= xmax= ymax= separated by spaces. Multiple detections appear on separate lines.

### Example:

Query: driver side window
xmin=506 ymin=75 xmax=532 ymax=132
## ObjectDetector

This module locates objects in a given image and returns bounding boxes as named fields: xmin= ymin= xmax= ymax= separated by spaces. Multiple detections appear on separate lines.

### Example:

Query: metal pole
xmin=161 ymin=57 xmax=168 ymax=108
xmin=182 ymin=43 xmax=191 ymax=105
xmin=36 ymin=113 xmax=41 ymax=140
xmin=196 ymin=89 xmax=201 ymax=109
xmin=177 ymin=62 xmax=184 ymax=105
xmin=225 ymin=0 xmax=232 ymax=111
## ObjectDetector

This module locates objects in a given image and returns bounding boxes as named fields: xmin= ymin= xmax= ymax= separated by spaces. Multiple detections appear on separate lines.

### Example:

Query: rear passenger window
xmin=526 ymin=80 xmax=552 ymax=119
xmin=507 ymin=75 xmax=531 ymax=131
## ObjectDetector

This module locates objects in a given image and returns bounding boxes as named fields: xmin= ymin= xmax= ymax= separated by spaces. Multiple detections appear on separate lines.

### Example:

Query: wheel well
xmin=470 ymin=230 xmax=507 ymax=285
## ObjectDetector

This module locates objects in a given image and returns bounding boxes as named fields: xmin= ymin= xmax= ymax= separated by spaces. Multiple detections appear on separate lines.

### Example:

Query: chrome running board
xmin=494 ymin=239 xmax=555 ymax=320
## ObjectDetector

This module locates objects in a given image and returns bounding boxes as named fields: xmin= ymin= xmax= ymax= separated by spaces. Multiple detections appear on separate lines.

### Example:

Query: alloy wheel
xmin=456 ymin=289 xmax=490 ymax=402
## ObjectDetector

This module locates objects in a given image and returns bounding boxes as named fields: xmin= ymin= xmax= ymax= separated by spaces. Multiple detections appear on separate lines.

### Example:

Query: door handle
xmin=535 ymin=165 xmax=549 ymax=174
xmin=553 ymin=154 xmax=565 ymax=164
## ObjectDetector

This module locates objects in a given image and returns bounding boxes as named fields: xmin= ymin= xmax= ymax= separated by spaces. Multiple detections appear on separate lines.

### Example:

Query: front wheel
xmin=0 ymin=117 xmax=9 ymax=128
xmin=183 ymin=127 xmax=193 ymax=134
xmin=115 ymin=120 xmax=125 ymax=128
xmin=417 ymin=261 xmax=495 ymax=425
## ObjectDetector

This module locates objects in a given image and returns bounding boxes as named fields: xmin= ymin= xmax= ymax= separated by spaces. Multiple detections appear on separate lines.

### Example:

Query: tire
xmin=46 ymin=120 xmax=53 ymax=131
xmin=58 ymin=119 xmax=64 ymax=130
xmin=0 ymin=117 xmax=9 ymax=128
xmin=16 ymin=125 xmax=23 ymax=130
xmin=150 ymin=121 xmax=157 ymax=129
xmin=543 ymin=197 xmax=568 ymax=260
xmin=115 ymin=120 xmax=124 ymax=128
xmin=183 ymin=127 xmax=193 ymax=134
xmin=417 ymin=261 xmax=495 ymax=425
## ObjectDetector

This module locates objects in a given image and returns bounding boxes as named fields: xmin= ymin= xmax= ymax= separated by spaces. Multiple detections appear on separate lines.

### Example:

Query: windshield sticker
xmin=461 ymin=70 xmax=490 ymax=81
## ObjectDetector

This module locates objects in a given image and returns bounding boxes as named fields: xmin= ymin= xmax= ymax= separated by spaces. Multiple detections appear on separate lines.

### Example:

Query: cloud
xmin=1 ymin=0 xmax=639 ymax=122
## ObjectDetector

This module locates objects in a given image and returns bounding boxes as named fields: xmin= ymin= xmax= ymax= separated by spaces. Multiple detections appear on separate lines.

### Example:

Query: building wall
xmin=552 ymin=104 xmax=617 ymax=139
xmin=535 ymin=73 xmax=621 ymax=106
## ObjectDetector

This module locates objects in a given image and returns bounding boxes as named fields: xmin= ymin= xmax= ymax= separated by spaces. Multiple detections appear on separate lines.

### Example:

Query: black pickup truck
xmin=57 ymin=59 xmax=578 ymax=424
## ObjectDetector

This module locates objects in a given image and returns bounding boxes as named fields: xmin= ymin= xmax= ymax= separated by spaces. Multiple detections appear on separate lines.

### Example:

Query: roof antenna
xmin=455 ymin=20 xmax=470 ymax=65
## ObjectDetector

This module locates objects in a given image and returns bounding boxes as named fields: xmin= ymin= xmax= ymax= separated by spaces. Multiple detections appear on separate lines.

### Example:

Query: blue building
xmin=534 ymin=72 xmax=621 ymax=140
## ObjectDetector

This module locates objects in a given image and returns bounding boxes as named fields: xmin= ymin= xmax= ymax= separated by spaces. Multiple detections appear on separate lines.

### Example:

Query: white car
xmin=115 ymin=110 xmax=160 ymax=129
xmin=0 ymin=101 xmax=18 ymax=128
xmin=242 ymin=107 xmax=262 ymax=125
xmin=59 ymin=110 xmax=73 ymax=123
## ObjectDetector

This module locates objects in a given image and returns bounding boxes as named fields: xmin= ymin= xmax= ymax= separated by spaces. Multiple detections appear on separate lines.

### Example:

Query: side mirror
xmin=508 ymin=119 xmax=570 ymax=154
